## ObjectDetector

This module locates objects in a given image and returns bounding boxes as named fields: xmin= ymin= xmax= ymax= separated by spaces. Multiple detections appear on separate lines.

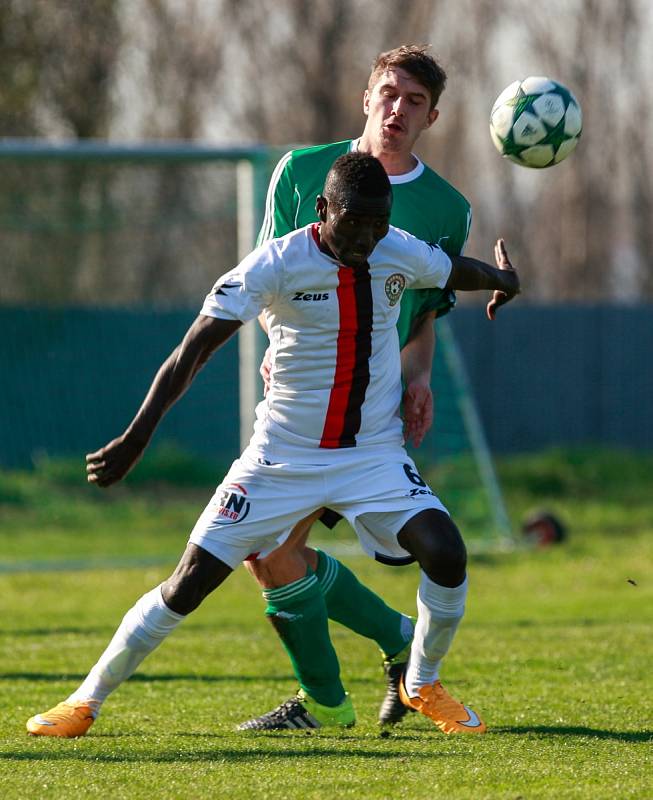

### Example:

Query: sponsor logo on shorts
xmin=214 ymin=483 xmax=251 ymax=524
xmin=405 ymin=487 xmax=436 ymax=498
xmin=385 ymin=273 xmax=406 ymax=306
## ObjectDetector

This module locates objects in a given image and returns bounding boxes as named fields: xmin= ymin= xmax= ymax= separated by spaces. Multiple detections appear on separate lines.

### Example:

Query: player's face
xmin=316 ymin=192 xmax=391 ymax=268
xmin=363 ymin=67 xmax=439 ymax=153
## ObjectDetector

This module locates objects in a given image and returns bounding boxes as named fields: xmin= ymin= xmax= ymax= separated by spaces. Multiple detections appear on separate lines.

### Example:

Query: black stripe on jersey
xmin=339 ymin=263 xmax=373 ymax=447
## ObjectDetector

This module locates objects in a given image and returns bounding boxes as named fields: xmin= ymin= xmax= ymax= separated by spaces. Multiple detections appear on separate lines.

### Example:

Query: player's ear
xmin=363 ymin=89 xmax=371 ymax=115
xmin=425 ymin=107 xmax=439 ymax=129
xmin=316 ymin=195 xmax=328 ymax=221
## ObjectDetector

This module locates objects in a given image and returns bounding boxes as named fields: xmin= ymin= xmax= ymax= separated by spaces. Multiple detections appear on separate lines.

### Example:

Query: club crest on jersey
xmin=214 ymin=483 xmax=251 ymax=524
xmin=385 ymin=273 xmax=406 ymax=306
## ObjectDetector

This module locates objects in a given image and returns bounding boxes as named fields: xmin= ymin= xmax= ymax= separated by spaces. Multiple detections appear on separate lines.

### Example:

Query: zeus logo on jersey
xmin=292 ymin=291 xmax=330 ymax=301
xmin=214 ymin=483 xmax=251 ymax=524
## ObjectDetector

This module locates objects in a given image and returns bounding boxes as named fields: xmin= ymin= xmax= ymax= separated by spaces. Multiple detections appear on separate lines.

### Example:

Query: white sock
xmin=403 ymin=572 xmax=468 ymax=697
xmin=67 ymin=585 xmax=184 ymax=712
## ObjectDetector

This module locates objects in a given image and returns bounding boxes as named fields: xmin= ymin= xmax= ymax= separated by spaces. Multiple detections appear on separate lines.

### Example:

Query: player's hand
xmin=259 ymin=347 xmax=272 ymax=396
xmin=402 ymin=381 xmax=434 ymax=448
xmin=487 ymin=238 xmax=520 ymax=320
xmin=86 ymin=434 xmax=146 ymax=488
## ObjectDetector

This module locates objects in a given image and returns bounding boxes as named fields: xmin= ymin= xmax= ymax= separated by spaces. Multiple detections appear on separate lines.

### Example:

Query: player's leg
xmin=395 ymin=508 xmax=485 ymax=733
xmin=243 ymin=509 xmax=323 ymax=588
xmin=238 ymin=512 xmax=354 ymax=730
xmin=245 ymin=520 xmax=413 ymax=657
xmin=187 ymin=457 xmax=353 ymax=731
xmin=306 ymin=543 xmax=415 ymax=725
xmin=26 ymin=544 xmax=232 ymax=737
xmin=26 ymin=453 xmax=326 ymax=737
xmin=307 ymin=544 xmax=414 ymax=659
xmin=336 ymin=454 xmax=484 ymax=733
xmin=240 ymin=515 xmax=414 ymax=729
xmin=239 ymin=567 xmax=355 ymax=730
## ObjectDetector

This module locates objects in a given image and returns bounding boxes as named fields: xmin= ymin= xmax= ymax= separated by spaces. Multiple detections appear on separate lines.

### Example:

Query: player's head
xmin=362 ymin=45 xmax=446 ymax=153
xmin=368 ymin=45 xmax=447 ymax=110
xmin=316 ymin=153 xmax=392 ymax=268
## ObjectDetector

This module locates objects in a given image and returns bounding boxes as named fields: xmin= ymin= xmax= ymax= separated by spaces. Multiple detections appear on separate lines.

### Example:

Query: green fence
xmin=449 ymin=304 xmax=653 ymax=453
xmin=1 ymin=306 xmax=239 ymax=468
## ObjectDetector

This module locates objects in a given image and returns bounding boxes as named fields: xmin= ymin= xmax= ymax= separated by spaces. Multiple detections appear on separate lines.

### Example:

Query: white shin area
xmin=403 ymin=571 xmax=468 ymax=697
xmin=67 ymin=584 xmax=185 ymax=711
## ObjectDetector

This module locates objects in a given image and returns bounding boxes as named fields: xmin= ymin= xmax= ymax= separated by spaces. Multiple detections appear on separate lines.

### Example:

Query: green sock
xmin=315 ymin=549 xmax=414 ymax=658
xmin=263 ymin=571 xmax=346 ymax=707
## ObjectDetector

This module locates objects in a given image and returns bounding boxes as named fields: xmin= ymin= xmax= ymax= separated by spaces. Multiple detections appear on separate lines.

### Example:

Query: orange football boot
xmin=26 ymin=701 xmax=97 ymax=737
xmin=399 ymin=677 xmax=486 ymax=734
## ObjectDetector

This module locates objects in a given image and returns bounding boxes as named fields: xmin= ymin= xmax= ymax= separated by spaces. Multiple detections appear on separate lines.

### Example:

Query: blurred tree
xmin=0 ymin=1 xmax=41 ymax=135
xmin=225 ymin=0 xmax=361 ymax=143
xmin=116 ymin=0 xmax=233 ymax=302
xmin=123 ymin=0 xmax=225 ymax=140
xmin=0 ymin=0 xmax=120 ymax=138
xmin=0 ymin=0 xmax=122 ymax=305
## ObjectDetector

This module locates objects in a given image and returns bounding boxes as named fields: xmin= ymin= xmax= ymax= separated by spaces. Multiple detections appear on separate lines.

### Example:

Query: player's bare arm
xmin=446 ymin=238 xmax=520 ymax=319
xmin=86 ymin=316 xmax=242 ymax=488
xmin=400 ymin=310 xmax=437 ymax=447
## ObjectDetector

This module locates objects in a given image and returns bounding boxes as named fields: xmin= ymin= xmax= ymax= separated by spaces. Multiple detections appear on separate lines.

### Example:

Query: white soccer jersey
xmin=201 ymin=223 xmax=452 ymax=463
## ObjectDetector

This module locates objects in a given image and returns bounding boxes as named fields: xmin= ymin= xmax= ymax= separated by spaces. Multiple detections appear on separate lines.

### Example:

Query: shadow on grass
xmin=3 ymin=622 xmax=267 ymax=637
xmin=468 ymin=618 xmax=641 ymax=629
xmin=384 ymin=721 xmax=652 ymax=744
xmin=2 ymin=671 xmax=375 ymax=686
xmin=1 ymin=744 xmax=450 ymax=764
xmin=3 ymin=627 xmax=116 ymax=637
xmin=0 ymin=620 xmax=306 ymax=639
xmin=491 ymin=725 xmax=652 ymax=743
xmin=1 ymin=671 xmax=293 ymax=684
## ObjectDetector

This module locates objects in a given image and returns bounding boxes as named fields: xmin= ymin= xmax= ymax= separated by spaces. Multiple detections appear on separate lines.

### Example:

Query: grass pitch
xmin=0 ymin=448 xmax=651 ymax=799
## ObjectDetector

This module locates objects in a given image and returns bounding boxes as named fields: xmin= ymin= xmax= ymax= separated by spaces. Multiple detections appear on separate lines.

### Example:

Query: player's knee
xmin=301 ymin=546 xmax=320 ymax=572
xmin=428 ymin=531 xmax=467 ymax=587
xmin=243 ymin=555 xmax=270 ymax=586
xmin=398 ymin=509 xmax=467 ymax=587
xmin=241 ymin=548 xmax=311 ymax=590
xmin=161 ymin=570 xmax=204 ymax=615
xmin=162 ymin=563 xmax=212 ymax=614
xmin=162 ymin=544 xmax=231 ymax=615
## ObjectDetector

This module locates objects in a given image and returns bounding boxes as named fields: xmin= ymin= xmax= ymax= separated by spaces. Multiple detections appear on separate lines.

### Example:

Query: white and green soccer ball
xmin=490 ymin=77 xmax=582 ymax=168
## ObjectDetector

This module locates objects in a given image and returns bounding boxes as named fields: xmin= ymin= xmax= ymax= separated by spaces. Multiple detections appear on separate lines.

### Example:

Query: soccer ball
xmin=489 ymin=77 xmax=582 ymax=168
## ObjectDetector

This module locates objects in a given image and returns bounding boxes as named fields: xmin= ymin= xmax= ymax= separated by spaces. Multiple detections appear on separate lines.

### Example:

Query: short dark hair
xmin=323 ymin=153 xmax=392 ymax=206
xmin=368 ymin=45 xmax=447 ymax=109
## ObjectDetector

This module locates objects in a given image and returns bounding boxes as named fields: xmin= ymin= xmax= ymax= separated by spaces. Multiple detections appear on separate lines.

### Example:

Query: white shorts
xmin=188 ymin=447 xmax=448 ymax=569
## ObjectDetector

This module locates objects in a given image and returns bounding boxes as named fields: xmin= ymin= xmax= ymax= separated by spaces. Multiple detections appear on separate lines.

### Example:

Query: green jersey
xmin=257 ymin=139 xmax=472 ymax=347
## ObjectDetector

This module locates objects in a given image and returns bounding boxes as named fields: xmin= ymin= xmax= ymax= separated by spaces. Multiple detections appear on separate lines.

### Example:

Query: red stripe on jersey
xmin=320 ymin=264 xmax=372 ymax=448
